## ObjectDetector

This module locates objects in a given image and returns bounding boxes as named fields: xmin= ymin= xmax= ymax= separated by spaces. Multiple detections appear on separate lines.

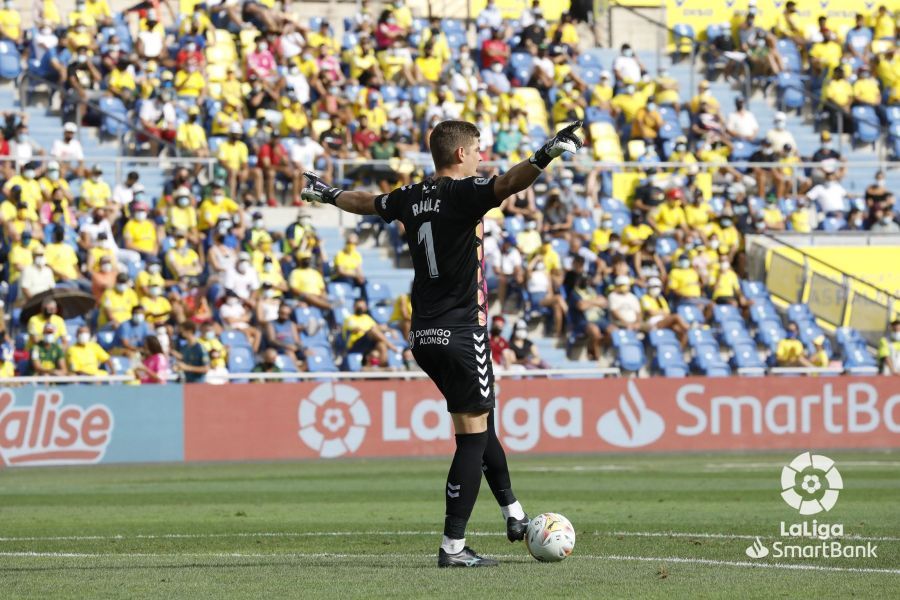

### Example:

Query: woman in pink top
xmin=374 ymin=9 xmax=405 ymax=50
xmin=246 ymin=35 xmax=277 ymax=81
xmin=134 ymin=335 xmax=170 ymax=384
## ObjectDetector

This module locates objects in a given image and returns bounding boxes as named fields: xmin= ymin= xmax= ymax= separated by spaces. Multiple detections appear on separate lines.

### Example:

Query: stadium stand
xmin=0 ymin=0 xmax=896 ymax=383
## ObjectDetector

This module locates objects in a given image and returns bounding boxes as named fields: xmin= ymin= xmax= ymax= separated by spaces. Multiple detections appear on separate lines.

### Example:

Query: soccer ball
xmin=525 ymin=512 xmax=575 ymax=562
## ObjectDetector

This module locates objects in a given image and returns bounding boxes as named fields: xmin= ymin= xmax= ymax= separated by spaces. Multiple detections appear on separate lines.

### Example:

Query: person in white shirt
xmin=50 ymin=122 xmax=86 ymax=179
xmin=806 ymin=172 xmax=847 ymax=215
xmin=289 ymin=133 xmax=325 ymax=172
xmin=613 ymin=44 xmax=643 ymax=87
xmin=112 ymin=172 xmax=140 ymax=214
xmin=765 ymin=111 xmax=796 ymax=153
xmin=10 ymin=124 xmax=41 ymax=170
xmin=19 ymin=248 xmax=56 ymax=301
xmin=223 ymin=253 xmax=260 ymax=300
xmin=608 ymin=275 xmax=643 ymax=330
xmin=476 ymin=0 xmax=503 ymax=32
xmin=494 ymin=235 xmax=523 ymax=311
xmin=725 ymin=96 xmax=759 ymax=141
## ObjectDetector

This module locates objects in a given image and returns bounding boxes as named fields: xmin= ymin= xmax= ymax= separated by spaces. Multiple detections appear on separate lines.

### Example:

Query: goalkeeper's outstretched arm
xmin=300 ymin=173 xmax=378 ymax=215
xmin=493 ymin=120 xmax=583 ymax=201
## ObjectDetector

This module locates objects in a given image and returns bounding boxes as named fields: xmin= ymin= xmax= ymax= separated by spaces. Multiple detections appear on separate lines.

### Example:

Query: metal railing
xmin=5 ymin=155 xmax=217 ymax=190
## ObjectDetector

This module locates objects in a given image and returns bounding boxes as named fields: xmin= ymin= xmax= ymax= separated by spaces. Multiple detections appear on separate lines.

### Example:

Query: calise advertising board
xmin=2 ymin=378 xmax=899 ymax=467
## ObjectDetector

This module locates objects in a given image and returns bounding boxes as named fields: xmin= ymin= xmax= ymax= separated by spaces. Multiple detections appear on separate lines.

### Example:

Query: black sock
xmin=444 ymin=430 xmax=489 ymax=540
xmin=482 ymin=410 xmax=517 ymax=508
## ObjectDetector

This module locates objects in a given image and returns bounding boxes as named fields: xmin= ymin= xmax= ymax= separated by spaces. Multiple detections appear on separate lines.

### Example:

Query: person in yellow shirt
xmin=218 ymin=122 xmax=249 ymax=197
xmin=789 ymin=197 xmax=813 ymax=233
xmin=609 ymin=84 xmax=644 ymax=123
xmin=198 ymin=322 xmax=227 ymax=369
xmin=305 ymin=21 xmax=338 ymax=53
xmin=198 ymin=183 xmax=240 ymax=232
xmin=45 ymin=229 xmax=82 ymax=284
xmin=775 ymin=322 xmax=812 ymax=367
xmin=688 ymin=80 xmax=719 ymax=115
xmin=4 ymin=163 xmax=43 ymax=212
xmin=165 ymin=231 xmax=202 ymax=279
xmin=176 ymin=106 xmax=209 ymax=157
xmin=251 ymin=236 xmax=279 ymax=270
xmin=709 ymin=215 xmax=740 ymax=258
xmin=761 ymin=194 xmax=786 ymax=231
xmin=85 ymin=0 xmax=112 ymax=26
xmin=27 ymin=298 xmax=67 ymax=346
xmin=67 ymin=326 xmax=113 ymax=376
xmin=872 ymin=5 xmax=896 ymax=40
xmin=852 ymin=67 xmax=882 ymax=107
xmin=122 ymin=202 xmax=159 ymax=259
xmin=414 ymin=41 xmax=443 ymax=83
xmin=389 ymin=291 xmax=412 ymax=340
xmin=651 ymin=188 xmax=689 ymax=242
xmin=212 ymin=98 xmax=242 ymax=135
xmin=140 ymin=284 xmax=172 ymax=325
xmin=99 ymin=273 xmax=138 ymax=327
xmin=175 ymin=63 xmax=207 ymax=98
xmin=38 ymin=161 xmax=73 ymax=205
xmin=80 ymin=165 xmax=112 ymax=210
xmin=809 ymin=32 xmax=843 ymax=76
xmin=653 ymin=68 xmax=681 ymax=109
xmin=280 ymin=96 xmax=309 ymax=137
xmin=590 ymin=71 xmax=614 ymax=110
xmin=343 ymin=298 xmax=398 ymax=365
xmin=0 ymin=0 xmax=23 ymax=44
xmin=773 ymin=1 xmax=805 ymax=47
xmin=289 ymin=250 xmax=331 ymax=310
xmin=810 ymin=335 xmax=830 ymax=368
xmin=8 ymin=231 xmax=42 ymax=283
xmin=621 ymin=212 xmax=654 ymax=254
xmin=333 ymin=232 xmax=366 ymax=288
xmin=710 ymin=258 xmax=746 ymax=309
xmin=6 ymin=200 xmax=42 ymax=242
xmin=667 ymin=254 xmax=704 ymax=304
xmin=548 ymin=13 xmax=579 ymax=47
xmin=684 ymin=193 xmax=714 ymax=235
xmin=389 ymin=0 xmax=413 ymax=30
xmin=640 ymin=276 xmax=689 ymax=346
xmin=167 ymin=188 xmax=199 ymax=242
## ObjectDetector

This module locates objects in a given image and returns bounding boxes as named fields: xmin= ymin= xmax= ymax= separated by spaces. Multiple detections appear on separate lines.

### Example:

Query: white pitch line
xmin=2 ymin=529 xmax=898 ymax=542
xmin=1 ymin=551 xmax=898 ymax=575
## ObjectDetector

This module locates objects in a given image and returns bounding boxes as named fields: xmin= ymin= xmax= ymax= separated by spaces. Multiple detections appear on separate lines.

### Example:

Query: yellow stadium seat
xmin=612 ymin=172 xmax=641 ymax=205
xmin=871 ymin=39 xmax=892 ymax=55
xmin=239 ymin=29 xmax=258 ymax=53
xmin=206 ymin=43 xmax=235 ymax=65
xmin=206 ymin=63 xmax=227 ymax=83
xmin=589 ymin=122 xmax=623 ymax=162
xmin=311 ymin=118 xmax=331 ymax=139
xmin=626 ymin=139 xmax=645 ymax=160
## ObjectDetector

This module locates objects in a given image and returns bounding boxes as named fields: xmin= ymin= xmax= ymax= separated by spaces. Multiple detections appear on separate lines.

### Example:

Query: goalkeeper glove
xmin=529 ymin=120 xmax=584 ymax=170
xmin=301 ymin=171 xmax=344 ymax=205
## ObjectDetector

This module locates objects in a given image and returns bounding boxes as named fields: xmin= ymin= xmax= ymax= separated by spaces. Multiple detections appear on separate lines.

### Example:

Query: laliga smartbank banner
xmin=183 ymin=377 xmax=900 ymax=461
xmin=665 ymin=0 xmax=864 ymax=39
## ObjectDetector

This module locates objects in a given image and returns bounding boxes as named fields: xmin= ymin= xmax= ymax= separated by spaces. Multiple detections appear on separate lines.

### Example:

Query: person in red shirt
xmin=175 ymin=38 xmax=205 ymax=70
xmin=352 ymin=115 xmax=379 ymax=153
xmin=254 ymin=129 xmax=297 ymax=206
xmin=489 ymin=315 xmax=512 ymax=367
xmin=480 ymin=28 xmax=511 ymax=69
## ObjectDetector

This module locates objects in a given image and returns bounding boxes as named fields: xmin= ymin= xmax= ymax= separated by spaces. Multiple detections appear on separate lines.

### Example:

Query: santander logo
xmin=0 ymin=389 xmax=114 ymax=467
xmin=596 ymin=380 xmax=665 ymax=448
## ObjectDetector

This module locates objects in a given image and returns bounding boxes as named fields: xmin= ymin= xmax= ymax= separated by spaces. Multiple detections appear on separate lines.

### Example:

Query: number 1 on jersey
xmin=418 ymin=221 xmax=439 ymax=278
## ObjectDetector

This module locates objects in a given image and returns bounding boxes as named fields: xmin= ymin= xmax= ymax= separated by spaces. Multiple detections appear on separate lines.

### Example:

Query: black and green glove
xmin=301 ymin=171 xmax=344 ymax=205
xmin=529 ymin=120 xmax=584 ymax=170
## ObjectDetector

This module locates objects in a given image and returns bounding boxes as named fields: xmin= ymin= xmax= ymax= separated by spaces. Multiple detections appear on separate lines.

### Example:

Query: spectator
xmin=50 ymin=122 xmax=86 ymax=179
xmin=476 ymin=0 xmax=503 ymax=32
xmin=765 ymin=112 xmax=796 ymax=154
xmin=789 ymin=196 xmax=816 ymax=232
xmin=122 ymin=201 xmax=158 ymax=261
xmin=27 ymin=297 xmax=67 ymax=347
xmin=18 ymin=247 xmax=55 ymax=301
xmin=489 ymin=314 xmax=513 ymax=367
xmin=289 ymin=250 xmax=331 ymax=310
xmin=651 ymin=188 xmax=689 ymax=243
xmin=67 ymin=325 xmax=112 ymax=377
xmin=667 ymin=253 xmax=705 ymax=308
xmin=494 ymin=235 xmax=524 ymax=311
xmin=864 ymin=170 xmax=894 ymax=219
xmin=133 ymin=335 xmax=169 ymax=384
xmin=65 ymin=46 xmax=101 ymax=126
xmin=30 ymin=323 xmax=67 ymax=376
xmin=870 ymin=208 xmax=900 ymax=233
xmin=81 ymin=165 xmax=112 ymax=211
xmin=176 ymin=106 xmax=209 ymax=159
xmin=806 ymin=171 xmax=847 ymax=216
xmin=265 ymin=302 xmax=305 ymax=369
xmin=524 ymin=247 xmax=567 ymax=338
xmin=507 ymin=319 xmax=548 ymax=370
xmin=332 ymin=232 xmax=366 ymax=292
xmin=613 ymin=43 xmax=643 ymax=86
xmin=878 ymin=319 xmax=900 ymax=375
xmin=112 ymin=171 xmax=140 ymax=210
xmin=822 ymin=68 xmax=853 ymax=132
xmin=760 ymin=194 xmax=786 ymax=231
xmin=810 ymin=131 xmax=846 ymax=184
xmin=141 ymin=282 xmax=172 ymax=327
xmin=773 ymin=1 xmax=805 ymax=47
xmin=641 ymin=276 xmax=689 ymax=345
xmin=224 ymin=252 xmax=260 ymax=301
xmin=256 ymin=129 xmax=295 ymax=207
xmin=113 ymin=304 xmax=150 ymax=356
xmin=775 ymin=322 xmax=812 ymax=367
xmin=608 ymin=276 xmax=643 ymax=331
xmin=810 ymin=335 xmax=830 ymax=368
xmin=174 ymin=321 xmax=209 ymax=383
xmin=569 ymin=273 xmax=610 ymax=361
xmin=252 ymin=348 xmax=283 ymax=381
xmin=100 ymin=272 xmax=139 ymax=328
xmin=343 ymin=297 xmax=398 ymax=366
xmin=219 ymin=291 xmax=261 ymax=351
xmin=218 ymin=122 xmax=250 ymax=198
xmin=725 ymin=96 xmax=759 ymax=141
xmin=481 ymin=27 xmax=510 ymax=70
xmin=390 ymin=291 xmax=412 ymax=341
xmin=165 ymin=230 xmax=202 ymax=280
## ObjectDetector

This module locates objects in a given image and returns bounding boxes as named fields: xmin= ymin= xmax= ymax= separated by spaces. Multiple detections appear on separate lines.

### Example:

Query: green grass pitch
xmin=1 ymin=451 xmax=897 ymax=599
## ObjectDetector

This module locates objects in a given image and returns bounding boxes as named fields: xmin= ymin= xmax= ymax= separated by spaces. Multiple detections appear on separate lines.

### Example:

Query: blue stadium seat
xmin=776 ymin=39 xmax=801 ymax=72
xmin=577 ymin=49 xmax=603 ymax=69
xmin=294 ymin=306 xmax=324 ymax=328
xmin=677 ymin=304 xmax=705 ymax=326
xmin=227 ymin=346 xmax=254 ymax=380
xmin=647 ymin=328 xmax=679 ymax=348
xmin=616 ymin=342 xmax=646 ymax=373
xmin=819 ymin=215 xmax=847 ymax=231
xmin=371 ymin=304 xmax=392 ymax=325
xmin=776 ymin=72 xmax=805 ymax=111
xmin=221 ymin=329 xmax=251 ymax=350
xmin=730 ymin=140 xmax=757 ymax=161
xmin=580 ymin=67 xmax=602 ymax=86
xmin=610 ymin=328 xmax=640 ymax=348
xmin=550 ymin=238 xmax=569 ymax=257
xmin=786 ymin=303 xmax=813 ymax=324
xmin=712 ymin=304 xmax=740 ymax=324
xmin=0 ymin=40 xmax=21 ymax=79
xmin=274 ymin=354 xmax=300 ymax=382
xmin=692 ymin=346 xmax=730 ymax=376
xmin=658 ymin=105 xmax=679 ymax=125
xmin=852 ymin=105 xmax=880 ymax=145
xmin=834 ymin=326 xmax=862 ymax=348
xmin=748 ymin=302 xmax=778 ymax=325
xmin=741 ymin=280 xmax=770 ymax=299
xmin=573 ymin=216 xmax=595 ymax=236
xmin=343 ymin=352 xmax=364 ymax=372
xmin=653 ymin=343 xmax=689 ymax=377
xmin=585 ymin=106 xmax=613 ymax=125
xmin=365 ymin=281 xmax=392 ymax=305
xmin=843 ymin=345 xmax=877 ymax=375
xmin=97 ymin=328 xmax=116 ymax=351
xmin=655 ymin=236 xmax=678 ymax=257
xmin=886 ymin=106 xmax=900 ymax=125
xmin=301 ymin=327 xmax=331 ymax=351
xmin=720 ymin=320 xmax=753 ymax=348
xmin=109 ymin=355 xmax=132 ymax=375
xmin=730 ymin=342 xmax=766 ymax=373
xmin=756 ymin=319 xmax=786 ymax=351
xmin=307 ymin=347 xmax=338 ymax=372
xmin=327 ymin=281 xmax=356 ymax=303
xmin=686 ymin=327 xmax=717 ymax=349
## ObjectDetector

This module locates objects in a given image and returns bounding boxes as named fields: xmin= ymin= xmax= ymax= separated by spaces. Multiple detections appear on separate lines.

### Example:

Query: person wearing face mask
xmin=332 ymin=232 xmax=367 ymax=293
xmin=870 ymin=208 xmax=900 ymax=233
xmin=19 ymin=248 xmax=55 ymax=301
xmin=630 ymin=99 xmax=663 ymax=145
xmin=217 ymin=122 xmax=250 ymax=198
xmin=198 ymin=182 xmax=240 ymax=232
xmin=711 ymin=214 xmax=740 ymax=259
xmin=176 ymin=105 xmax=209 ymax=160
xmin=67 ymin=326 xmax=113 ymax=378
xmin=39 ymin=161 xmax=73 ymax=208
xmin=609 ymin=82 xmax=644 ymax=123
xmin=612 ymin=43 xmax=643 ymax=88
xmin=262 ymin=301 xmax=303 ymax=364
xmin=65 ymin=44 xmax=101 ymax=125
xmin=26 ymin=298 xmax=67 ymax=348
xmin=607 ymin=275 xmax=643 ymax=332
xmin=810 ymin=131 xmax=846 ymax=184
xmin=223 ymin=252 xmax=260 ymax=301
xmin=165 ymin=230 xmax=202 ymax=280
xmin=641 ymin=276 xmax=689 ymax=346
xmin=81 ymin=164 xmax=112 ymax=210
xmin=30 ymin=323 xmax=68 ymax=376
xmin=0 ymin=0 xmax=23 ymax=45
xmin=507 ymin=320 xmax=548 ymax=370
xmin=667 ymin=253 xmax=705 ymax=308
xmin=710 ymin=256 xmax=750 ymax=311
xmin=864 ymin=170 xmax=894 ymax=215
xmin=4 ymin=162 xmax=43 ymax=211
xmin=488 ymin=315 xmax=514 ymax=367
xmin=343 ymin=297 xmax=398 ymax=366
xmin=166 ymin=189 xmax=200 ymax=245
xmin=775 ymin=322 xmax=813 ymax=367
xmin=173 ymin=321 xmax=209 ymax=383
xmin=132 ymin=335 xmax=170 ymax=384
xmin=878 ymin=320 xmax=900 ymax=376
xmin=288 ymin=250 xmax=332 ymax=310
xmin=100 ymin=272 xmax=138 ymax=327
xmin=51 ymin=122 xmax=87 ymax=179
xmin=257 ymin=250 xmax=287 ymax=295
xmin=122 ymin=201 xmax=158 ymax=260
xmin=113 ymin=305 xmax=151 ymax=356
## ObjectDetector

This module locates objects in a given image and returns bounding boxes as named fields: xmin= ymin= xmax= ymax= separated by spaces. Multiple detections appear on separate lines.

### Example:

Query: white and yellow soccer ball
xmin=525 ymin=512 xmax=575 ymax=562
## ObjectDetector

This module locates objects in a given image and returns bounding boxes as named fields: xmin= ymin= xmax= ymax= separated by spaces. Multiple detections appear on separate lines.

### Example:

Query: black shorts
xmin=409 ymin=321 xmax=495 ymax=414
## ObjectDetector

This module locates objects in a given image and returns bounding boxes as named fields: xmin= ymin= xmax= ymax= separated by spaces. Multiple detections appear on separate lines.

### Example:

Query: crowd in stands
xmin=0 ymin=1 xmax=896 ymax=380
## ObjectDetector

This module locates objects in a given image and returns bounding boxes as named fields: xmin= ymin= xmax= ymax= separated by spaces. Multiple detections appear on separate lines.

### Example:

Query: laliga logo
xmin=596 ymin=381 xmax=665 ymax=448
xmin=781 ymin=452 xmax=843 ymax=515
xmin=0 ymin=389 xmax=113 ymax=467
xmin=298 ymin=383 xmax=370 ymax=458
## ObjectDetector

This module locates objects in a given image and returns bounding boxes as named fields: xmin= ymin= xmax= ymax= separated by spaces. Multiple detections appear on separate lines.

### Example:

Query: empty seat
xmin=677 ymin=304 xmax=705 ymax=326
xmin=647 ymin=328 xmax=679 ymax=348
xmin=221 ymin=329 xmax=251 ymax=350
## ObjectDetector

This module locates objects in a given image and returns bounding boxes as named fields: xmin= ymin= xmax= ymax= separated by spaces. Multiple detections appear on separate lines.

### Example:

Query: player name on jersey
xmin=411 ymin=198 xmax=441 ymax=217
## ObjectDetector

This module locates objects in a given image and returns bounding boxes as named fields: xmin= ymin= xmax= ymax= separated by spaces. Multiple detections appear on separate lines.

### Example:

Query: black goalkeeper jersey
xmin=375 ymin=175 xmax=501 ymax=326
